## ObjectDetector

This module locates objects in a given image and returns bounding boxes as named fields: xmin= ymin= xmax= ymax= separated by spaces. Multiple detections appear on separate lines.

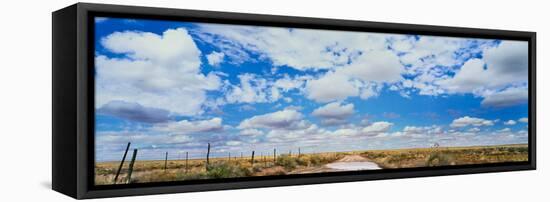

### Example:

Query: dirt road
xmin=290 ymin=155 xmax=381 ymax=174
xmin=333 ymin=155 xmax=373 ymax=162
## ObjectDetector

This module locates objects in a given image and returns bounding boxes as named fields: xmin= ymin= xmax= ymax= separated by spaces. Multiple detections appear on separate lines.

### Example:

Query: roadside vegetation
xmin=95 ymin=144 xmax=528 ymax=185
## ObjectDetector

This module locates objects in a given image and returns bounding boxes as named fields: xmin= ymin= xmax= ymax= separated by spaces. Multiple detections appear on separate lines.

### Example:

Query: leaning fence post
xmin=113 ymin=142 xmax=131 ymax=184
xmin=125 ymin=149 xmax=138 ymax=184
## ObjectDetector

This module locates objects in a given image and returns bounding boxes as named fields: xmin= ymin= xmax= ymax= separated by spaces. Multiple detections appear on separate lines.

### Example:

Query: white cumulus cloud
xmin=362 ymin=121 xmax=393 ymax=136
xmin=96 ymin=28 xmax=221 ymax=115
xmin=504 ymin=120 xmax=517 ymax=125
xmin=305 ymin=72 xmax=359 ymax=102
xmin=304 ymin=50 xmax=403 ymax=103
xmin=196 ymin=24 xmax=389 ymax=71
xmin=153 ymin=117 xmax=224 ymax=134
xmin=312 ymin=102 xmax=354 ymax=119
xmin=239 ymin=129 xmax=264 ymax=136
xmin=518 ymin=117 xmax=528 ymax=123
xmin=206 ymin=51 xmax=225 ymax=67
xmin=438 ymin=41 xmax=528 ymax=107
xmin=450 ymin=116 xmax=494 ymax=128
xmin=238 ymin=109 xmax=305 ymax=130
xmin=339 ymin=50 xmax=404 ymax=83
xmin=225 ymin=73 xmax=270 ymax=103
xmin=480 ymin=86 xmax=528 ymax=107
xmin=312 ymin=102 xmax=355 ymax=125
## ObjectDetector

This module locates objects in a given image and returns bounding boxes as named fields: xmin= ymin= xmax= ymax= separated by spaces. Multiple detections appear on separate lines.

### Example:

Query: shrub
xmin=175 ymin=172 xmax=206 ymax=181
xmin=425 ymin=152 xmax=455 ymax=166
xmin=206 ymin=162 xmax=251 ymax=179
xmin=308 ymin=155 xmax=323 ymax=166
xmin=295 ymin=157 xmax=308 ymax=166
xmin=276 ymin=154 xmax=298 ymax=170
xmin=95 ymin=167 xmax=115 ymax=175
xmin=252 ymin=166 xmax=263 ymax=173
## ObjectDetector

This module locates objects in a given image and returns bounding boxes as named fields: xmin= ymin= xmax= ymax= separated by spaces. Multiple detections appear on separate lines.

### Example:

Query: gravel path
xmin=290 ymin=155 xmax=381 ymax=174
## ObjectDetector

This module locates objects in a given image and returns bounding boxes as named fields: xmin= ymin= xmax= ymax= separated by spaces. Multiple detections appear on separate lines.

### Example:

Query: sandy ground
xmin=333 ymin=155 xmax=371 ymax=162
xmin=290 ymin=155 xmax=381 ymax=174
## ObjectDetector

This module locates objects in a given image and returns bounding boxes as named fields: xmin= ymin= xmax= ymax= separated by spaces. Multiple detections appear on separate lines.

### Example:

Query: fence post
xmin=228 ymin=152 xmax=231 ymax=162
xmin=206 ymin=143 xmax=211 ymax=171
xmin=298 ymin=147 xmax=301 ymax=157
xmin=164 ymin=152 xmax=168 ymax=171
xmin=185 ymin=151 xmax=189 ymax=173
xmin=273 ymin=148 xmax=277 ymax=164
xmin=125 ymin=149 xmax=138 ymax=184
xmin=251 ymin=151 xmax=255 ymax=167
xmin=113 ymin=142 xmax=130 ymax=184
xmin=289 ymin=150 xmax=292 ymax=157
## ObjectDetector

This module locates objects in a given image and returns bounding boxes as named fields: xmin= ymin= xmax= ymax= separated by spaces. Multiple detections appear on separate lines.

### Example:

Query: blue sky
xmin=94 ymin=17 xmax=529 ymax=162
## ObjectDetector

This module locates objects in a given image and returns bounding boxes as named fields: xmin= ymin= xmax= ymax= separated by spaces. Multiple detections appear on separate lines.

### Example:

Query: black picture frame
xmin=52 ymin=3 xmax=536 ymax=199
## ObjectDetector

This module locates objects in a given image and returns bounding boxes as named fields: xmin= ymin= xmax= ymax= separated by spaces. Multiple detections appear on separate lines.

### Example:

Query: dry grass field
xmin=95 ymin=144 xmax=528 ymax=185
xmin=360 ymin=144 xmax=528 ymax=168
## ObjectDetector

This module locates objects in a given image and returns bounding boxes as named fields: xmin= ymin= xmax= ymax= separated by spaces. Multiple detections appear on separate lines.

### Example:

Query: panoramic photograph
xmin=93 ymin=17 xmax=529 ymax=185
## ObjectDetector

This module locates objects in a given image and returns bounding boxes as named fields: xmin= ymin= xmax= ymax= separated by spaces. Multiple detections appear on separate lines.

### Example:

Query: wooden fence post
xmin=185 ymin=151 xmax=189 ymax=173
xmin=273 ymin=148 xmax=277 ymax=164
xmin=125 ymin=149 xmax=138 ymax=184
xmin=164 ymin=152 xmax=168 ymax=171
xmin=251 ymin=151 xmax=255 ymax=167
xmin=206 ymin=143 xmax=211 ymax=171
xmin=113 ymin=142 xmax=130 ymax=184
xmin=298 ymin=147 xmax=301 ymax=157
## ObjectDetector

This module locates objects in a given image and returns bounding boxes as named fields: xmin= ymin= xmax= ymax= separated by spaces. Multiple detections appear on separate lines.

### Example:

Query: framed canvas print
xmin=52 ymin=3 xmax=536 ymax=199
